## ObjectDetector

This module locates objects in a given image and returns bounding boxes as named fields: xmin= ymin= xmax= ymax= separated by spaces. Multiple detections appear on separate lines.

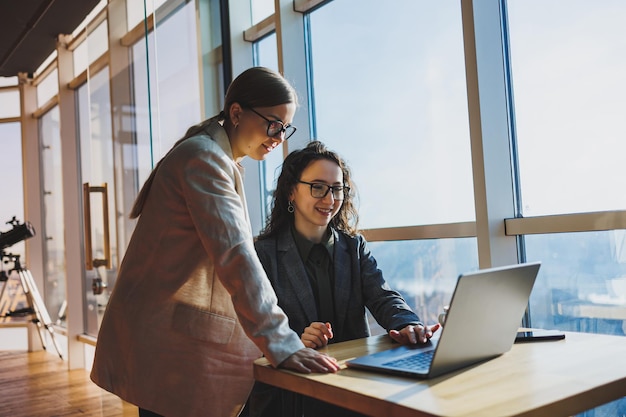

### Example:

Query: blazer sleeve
xmin=175 ymin=136 xmax=303 ymax=366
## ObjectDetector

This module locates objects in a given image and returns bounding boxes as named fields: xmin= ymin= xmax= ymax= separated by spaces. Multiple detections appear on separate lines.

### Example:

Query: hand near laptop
xmin=389 ymin=323 xmax=441 ymax=345
xmin=300 ymin=321 xmax=440 ymax=348
xmin=278 ymin=346 xmax=340 ymax=374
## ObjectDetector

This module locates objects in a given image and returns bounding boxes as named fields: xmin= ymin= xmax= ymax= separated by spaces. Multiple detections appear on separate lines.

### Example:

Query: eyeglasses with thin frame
xmin=298 ymin=180 xmax=350 ymax=200
xmin=247 ymin=107 xmax=297 ymax=140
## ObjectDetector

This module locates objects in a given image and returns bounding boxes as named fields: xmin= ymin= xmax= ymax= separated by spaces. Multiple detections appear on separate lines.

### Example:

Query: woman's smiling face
xmin=230 ymin=102 xmax=296 ymax=161
xmin=290 ymin=158 xmax=344 ymax=242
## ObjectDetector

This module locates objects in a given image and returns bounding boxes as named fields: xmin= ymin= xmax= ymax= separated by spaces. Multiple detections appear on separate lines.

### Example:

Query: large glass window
xmin=305 ymin=1 xmax=477 ymax=335
xmin=255 ymin=33 xmax=282 ymax=223
xmin=0 ymin=89 xmax=20 ymax=118
xmin=77 ymin=68 xmax=117 ymax=335
xmin=251 ymin=0 xmax=274 ymax=24
xmin=507 ymin=0 xmax=626 ymax=216
xmin=127 ymin=0 xmax=168 ymax=30
xmin=73 ymin=19 xmax=109 ymax=77
xmin=526 ymin=231 xmax=626 ymax=336
xmin=0 ymin=77 xmax=18 ymax=87
xmin=0 ymin=122 xmax=24 ymax=257
xmin=368 ymin=238 xmax=478 ymax=333
xmin=131 ymin=0 xmax=202 ymax=184
xmin=308 ymin=0 xmax=473 ymax=229
xmin=39 ymin=107 xmax=66 ymax=324
xmin=507 ymin=0 xmax=626 ymax=330
xmin=506 ymin=4 xmax=626 ymax=412
xmin=36 ymin=69 xmax=59 ymax=107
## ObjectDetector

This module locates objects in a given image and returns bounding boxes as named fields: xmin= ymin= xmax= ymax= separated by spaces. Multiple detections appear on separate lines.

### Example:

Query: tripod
xmin=0 ymin=251 xmax=63 ymax=359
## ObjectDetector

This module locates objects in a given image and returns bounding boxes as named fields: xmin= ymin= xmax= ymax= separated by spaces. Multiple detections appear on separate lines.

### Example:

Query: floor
xmin=0 ymin=349 xmax=138 ymax=417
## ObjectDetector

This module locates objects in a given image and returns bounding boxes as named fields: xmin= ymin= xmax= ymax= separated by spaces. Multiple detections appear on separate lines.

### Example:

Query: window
xmin=73 ymin=19 xmax=109 ymax=77
xmin=255 ymin=33 xmax=282 ymax=223
xmin=369 ymin=238 xmax=478 ymax=326
xmin=507 ymin=1 xmax=626 ymax=344
xmin=39 ymin=107 xmax=66 ymax=324
xmin=0 ymin=89 xmax=20 ymax=118
xmin=508 ymin=0 xmax=626 ymax=216
xmin=251 ymin=0 xmax=274 ymax=24
xmin=131 ymin=0 xmax=202 ymax=177
xmin=0 ymin=122 xmax=25 ymax=257
xmin=308 ymin=0 xmax=473 ymax=229
xmin=36 ymin=69 xmax=59 ymax=107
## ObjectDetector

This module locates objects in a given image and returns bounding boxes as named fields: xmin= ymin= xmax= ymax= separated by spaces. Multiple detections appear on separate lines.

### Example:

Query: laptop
xmin=346 ymin=262 xmax=541 ymax=379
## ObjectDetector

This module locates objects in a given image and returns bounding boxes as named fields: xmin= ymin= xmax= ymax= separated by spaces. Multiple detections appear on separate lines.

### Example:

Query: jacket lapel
xmin=277 ymin=229 xmax=318 ymax=324
xmin=332 ymin=229 xmax=352 ymax=331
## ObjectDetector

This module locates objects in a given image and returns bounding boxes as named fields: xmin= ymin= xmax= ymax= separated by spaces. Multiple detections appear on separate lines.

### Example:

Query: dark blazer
xmin=254 ymin=227 xmax=422 ymax=343
xmin=246 ymin=227 xmax=422 ymax=417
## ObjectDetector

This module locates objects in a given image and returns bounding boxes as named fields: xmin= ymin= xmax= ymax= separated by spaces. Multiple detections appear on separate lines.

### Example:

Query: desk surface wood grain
xmin=254 ymin=331 xmax=626 ymax=417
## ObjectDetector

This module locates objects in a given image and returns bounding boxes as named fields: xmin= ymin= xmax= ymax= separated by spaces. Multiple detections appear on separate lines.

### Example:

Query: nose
xmin=322 ymin=189 xmax=335 ymax=202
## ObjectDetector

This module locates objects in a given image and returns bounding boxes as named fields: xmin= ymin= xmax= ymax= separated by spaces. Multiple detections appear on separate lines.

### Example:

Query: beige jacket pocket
xmin=171 ymin=302 xmax=235 ymax=344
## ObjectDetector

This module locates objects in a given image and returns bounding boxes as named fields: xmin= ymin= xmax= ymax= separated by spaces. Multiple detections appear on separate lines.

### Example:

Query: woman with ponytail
xmin=90 ymin=67 xmax=339 ymax=417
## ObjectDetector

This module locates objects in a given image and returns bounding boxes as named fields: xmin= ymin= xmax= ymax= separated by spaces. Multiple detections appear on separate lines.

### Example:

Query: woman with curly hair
xmin=247 ymin=140 xmax=439 ymax=417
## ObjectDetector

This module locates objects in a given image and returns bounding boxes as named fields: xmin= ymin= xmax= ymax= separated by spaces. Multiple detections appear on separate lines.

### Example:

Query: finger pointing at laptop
xmin=389 ymin=323 xmax=441 ymax=345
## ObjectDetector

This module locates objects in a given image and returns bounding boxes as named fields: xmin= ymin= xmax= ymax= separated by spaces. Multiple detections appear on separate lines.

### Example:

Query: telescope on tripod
xmin=0 ymin=217 xmax=63 ymax=359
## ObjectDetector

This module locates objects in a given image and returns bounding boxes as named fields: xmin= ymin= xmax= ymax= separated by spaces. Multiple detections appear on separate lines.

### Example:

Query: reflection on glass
xmin=72 ymin=20 xmax=109 ymax=77
xmin=256 ymin=33 xmax=282 ymax=225
xmin=526 ymin=231 xmax=626 ymax=336
xmin=78 ymin=68 xmax=117 ymax=335
xmin=366 ymin=238 xmax=478 ymax=333
xmin=507 ymin=1 xmax=626 ymax=215
xmin=39 ymin=107 xmax=66 ymax=325
xmin=309 ymin=0 xmax=473 ymax=228
xmin=126 ymin=0 xmax=168 ymax=30
xmin=131 ymin=1 xmax=202 ymax=185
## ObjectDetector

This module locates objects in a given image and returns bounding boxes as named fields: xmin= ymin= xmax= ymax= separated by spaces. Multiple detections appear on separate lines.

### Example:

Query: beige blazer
xmin=90 ymin=121 xmax=303 ymax=417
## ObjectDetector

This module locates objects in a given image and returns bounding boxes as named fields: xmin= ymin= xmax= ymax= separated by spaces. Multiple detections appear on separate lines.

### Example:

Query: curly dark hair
xmin=258 ymin=140 xmax=359 ymax=239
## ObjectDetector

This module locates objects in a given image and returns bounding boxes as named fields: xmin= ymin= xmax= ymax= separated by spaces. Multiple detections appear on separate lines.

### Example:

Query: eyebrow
xmin=303 ymin=179 xmax=343 ymax=185
xmin=263 ymin=112 xmax=285 ymax=123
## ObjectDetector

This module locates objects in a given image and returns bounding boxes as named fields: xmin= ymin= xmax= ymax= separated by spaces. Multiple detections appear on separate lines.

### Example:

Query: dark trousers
xmin=244 ymin=381 xmax=366 ymax=417
xmin=139 ymin=408 xmax=165 ymax=417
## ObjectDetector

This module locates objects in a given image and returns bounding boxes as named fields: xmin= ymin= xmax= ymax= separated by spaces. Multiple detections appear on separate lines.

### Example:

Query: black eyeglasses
xmin=247 ymin=108 xmax=297 ymax=140
xmin=298 ymin=181 xmax=350 ymax=200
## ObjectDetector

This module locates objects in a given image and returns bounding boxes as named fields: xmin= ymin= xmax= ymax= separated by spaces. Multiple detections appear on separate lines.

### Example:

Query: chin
xmin=246 ymin=149 xmax=267 ymax=161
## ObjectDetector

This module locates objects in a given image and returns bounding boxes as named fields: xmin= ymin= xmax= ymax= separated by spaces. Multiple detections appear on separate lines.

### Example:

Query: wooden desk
xmin=254 ymin=332 xmax=626 ymax=417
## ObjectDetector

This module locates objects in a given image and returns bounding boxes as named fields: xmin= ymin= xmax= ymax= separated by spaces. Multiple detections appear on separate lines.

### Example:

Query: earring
xmin=287 ymin=201 xmax=295 ymax=213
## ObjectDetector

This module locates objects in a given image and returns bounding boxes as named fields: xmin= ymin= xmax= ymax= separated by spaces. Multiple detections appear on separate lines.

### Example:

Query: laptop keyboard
xmin=382 ymin=350 xmax=435 ymax=372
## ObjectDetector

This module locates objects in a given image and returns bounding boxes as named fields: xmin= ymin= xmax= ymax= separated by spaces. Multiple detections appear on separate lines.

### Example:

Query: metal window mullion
xmin=462 ymin=0 xmax=518 ymax=269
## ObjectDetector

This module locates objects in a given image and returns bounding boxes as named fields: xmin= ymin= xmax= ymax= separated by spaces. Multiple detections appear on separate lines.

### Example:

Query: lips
xmin=316 ymin=207 xmax=333 ymax=214
xmin=263 ymin=142 xmax=278 ymax=153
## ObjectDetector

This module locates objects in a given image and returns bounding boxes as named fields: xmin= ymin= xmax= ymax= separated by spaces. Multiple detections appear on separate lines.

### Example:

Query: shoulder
xmin=334 ymin=229 xmax=367 ymax=247
xmin=254 ymin=235 xmax=277 ymax=252
xmin=163 ymin=133 xmax=237 ymax=181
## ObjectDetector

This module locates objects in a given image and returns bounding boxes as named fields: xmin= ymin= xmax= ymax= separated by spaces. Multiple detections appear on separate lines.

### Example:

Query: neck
xmin=223 ymin=124 xmax=244 ymax=162
xmin=294 ymin=220 xmax=327 ymax=244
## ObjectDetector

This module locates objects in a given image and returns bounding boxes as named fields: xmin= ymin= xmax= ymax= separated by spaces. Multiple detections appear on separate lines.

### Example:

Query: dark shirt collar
xmin=291 ymin=226 xmax=334 ymax=261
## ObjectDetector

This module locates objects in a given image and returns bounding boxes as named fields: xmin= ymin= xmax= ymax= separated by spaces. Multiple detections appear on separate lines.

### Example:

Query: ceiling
xmin=0 ymin=0 xmax=101 ymax=77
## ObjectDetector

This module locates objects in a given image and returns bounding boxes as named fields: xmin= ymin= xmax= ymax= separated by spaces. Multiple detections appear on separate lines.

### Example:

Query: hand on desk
xmin=389 ymin=323 xmax=441 ymax=345
xmin=279 ymin=347 xmax=340 ymax=374
xmin=301 ymin=321 xmax=334 ymax=349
